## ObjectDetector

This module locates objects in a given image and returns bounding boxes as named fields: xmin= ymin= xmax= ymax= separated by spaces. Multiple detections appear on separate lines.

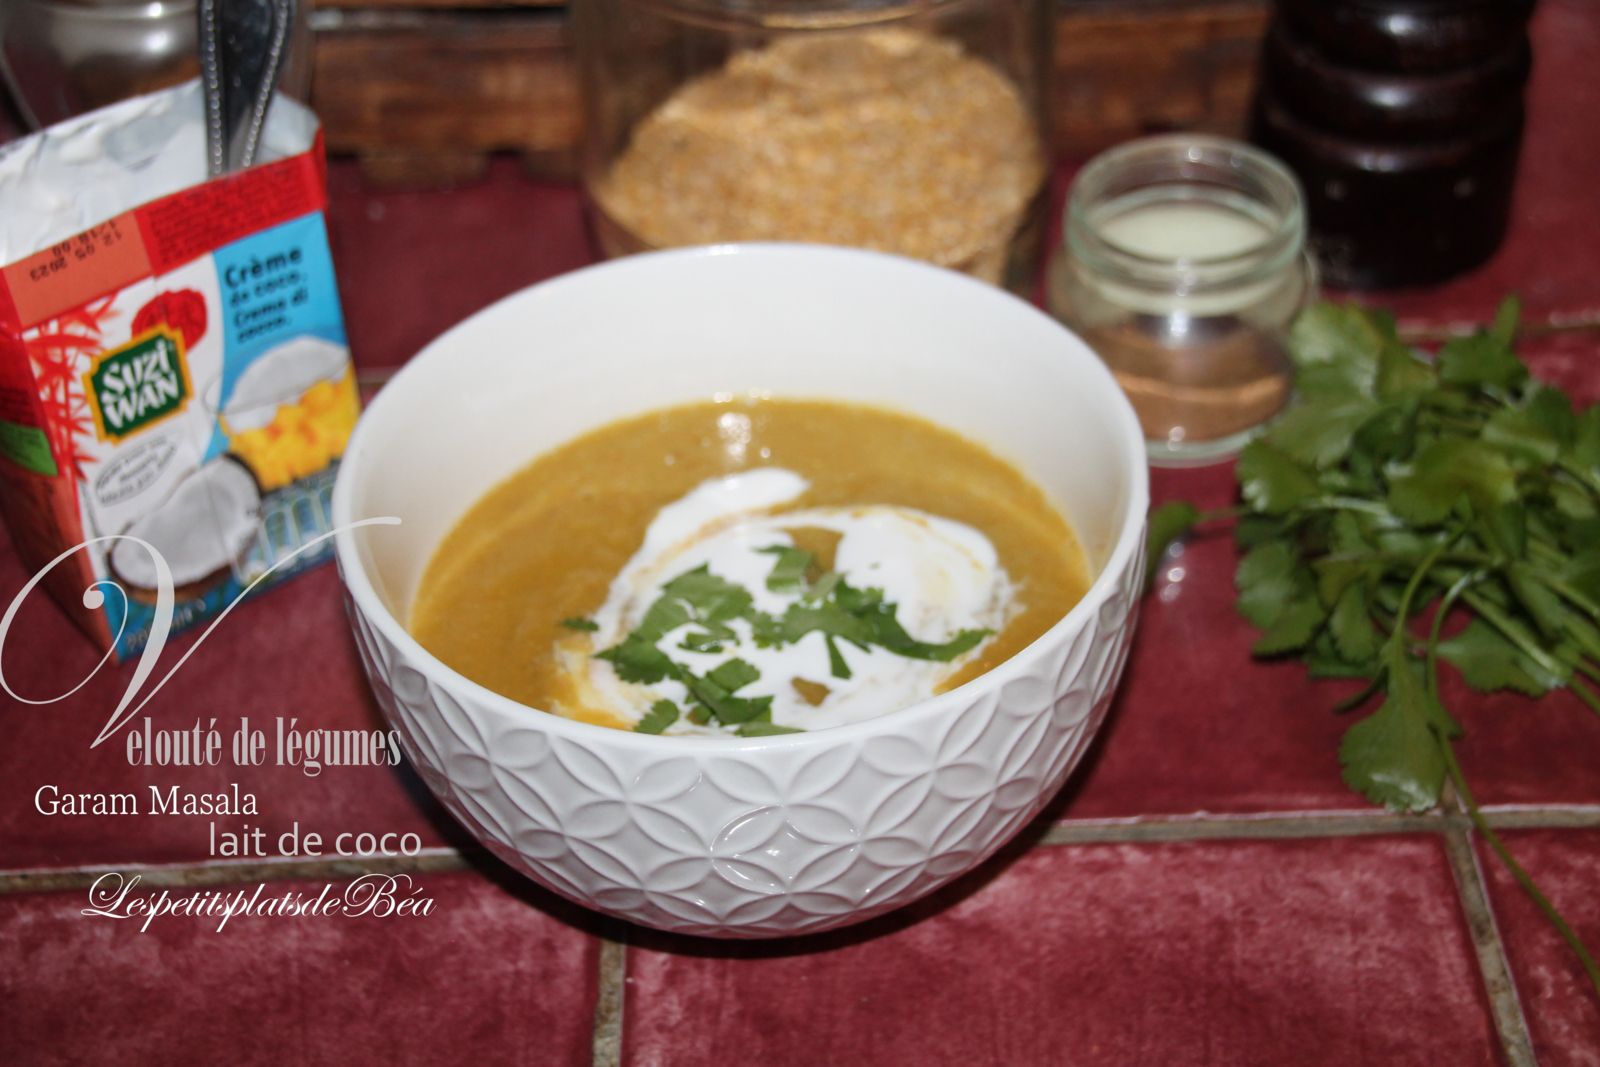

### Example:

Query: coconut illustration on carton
xmin=107 ymin=334 xmax=356 ymax=604
xmin=108 ymin=455 xmax=262 ymax=601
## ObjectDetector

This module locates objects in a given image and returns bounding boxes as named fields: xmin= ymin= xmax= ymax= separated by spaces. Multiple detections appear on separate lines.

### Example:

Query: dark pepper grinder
xmin=1252 ymin=0 xmax=1536 ymax=289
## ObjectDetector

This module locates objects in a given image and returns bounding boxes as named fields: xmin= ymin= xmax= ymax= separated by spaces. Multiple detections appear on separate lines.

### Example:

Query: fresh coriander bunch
xmin=1147 ymin=298 xmax=1600 ymax=999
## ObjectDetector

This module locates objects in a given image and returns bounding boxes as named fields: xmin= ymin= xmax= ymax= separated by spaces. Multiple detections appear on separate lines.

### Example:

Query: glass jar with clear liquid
xmin=1048 ymin=135 xmax=1317 ymax=467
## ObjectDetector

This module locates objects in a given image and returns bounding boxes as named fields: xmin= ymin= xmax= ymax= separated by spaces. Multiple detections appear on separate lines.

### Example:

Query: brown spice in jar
xmin=591 ymin=30 xmax=1046 ymax=282
xmin=1082 ymin=321 xmax=1294 ymax=446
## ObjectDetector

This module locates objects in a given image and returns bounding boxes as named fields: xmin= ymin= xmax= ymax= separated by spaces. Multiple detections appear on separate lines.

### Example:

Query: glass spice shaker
xmin=573 ymin=0 xmax=1053 ymax=292
xmin=1047 ymin=135 xmax=1317 ymax=467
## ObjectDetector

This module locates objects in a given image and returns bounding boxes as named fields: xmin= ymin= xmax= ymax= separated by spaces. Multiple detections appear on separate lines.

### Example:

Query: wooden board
xmin=309 ymin=0 xmax=1269 ymax=184
xmin=1052 ymin=2 xmax=1267 ymax=155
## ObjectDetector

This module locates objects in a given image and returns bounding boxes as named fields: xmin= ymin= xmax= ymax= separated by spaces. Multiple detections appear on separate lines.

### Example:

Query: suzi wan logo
xmin=82 ymin=326 xmax=194 ymax=443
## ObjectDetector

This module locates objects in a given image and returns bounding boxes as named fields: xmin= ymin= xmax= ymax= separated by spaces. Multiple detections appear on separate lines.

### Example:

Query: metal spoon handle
xmin=200 ymin=0 xmax=226 ymax=178
xmin=233 ymin=0 xmax=296 ymax=172
xmin=200 ymin=0 xmax=297 ymax=177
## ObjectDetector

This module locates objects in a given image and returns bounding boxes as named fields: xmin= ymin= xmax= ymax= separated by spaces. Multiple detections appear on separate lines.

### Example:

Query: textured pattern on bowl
xmin=333 ymin=245 xmax=1149 ymax=937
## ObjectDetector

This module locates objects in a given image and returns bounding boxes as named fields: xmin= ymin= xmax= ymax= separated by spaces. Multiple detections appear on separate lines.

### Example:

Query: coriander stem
xmin=1539 ymin=573 xmax=1600 ymax=622
xmin=1426 ymin=570 xmax=1484 ymax=702
xmin=1463 ymin=589 xmax=1600 ymax=722
xmin=1526 ymin=538 xmax=1564 ymax=566
xmin=1471 ymin=391 xmax=1516 ymax=412
xmin=1392 ymin=535 xmax=1460 ymax=638
xmin=1438 ymin=740 xmax=1600 ymax=1004
xmin=1425 ymin=412 xmax=1488 ymax=436
xmin=1551 ymin=467 xmax=1600 ymax=509
xmin=1460 ymin=589 xmax=1572 ymax=680
xmin=1310 ymin=497 xmax=1402 ymax=522
xmin=1319 ymin=549 xmax=1496 ymax=570
xmin=1557 ymin=458 xmax=1600 ymax=499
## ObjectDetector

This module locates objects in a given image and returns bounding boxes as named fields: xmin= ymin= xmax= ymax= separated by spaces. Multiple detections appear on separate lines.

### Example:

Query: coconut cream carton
xmin=0 ymin=82 xmax=359 ymax=659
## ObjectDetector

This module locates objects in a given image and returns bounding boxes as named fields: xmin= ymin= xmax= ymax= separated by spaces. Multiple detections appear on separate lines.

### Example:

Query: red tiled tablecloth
xmin=2 ymin=2 xmax=1598 ymax=1063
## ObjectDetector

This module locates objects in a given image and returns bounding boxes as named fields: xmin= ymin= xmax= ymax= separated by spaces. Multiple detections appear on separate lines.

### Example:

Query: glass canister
xmin=1047 ymin=135 xmax=1317 ymax=467
xmin=573 ymin=0 xmax=1053 ymax=291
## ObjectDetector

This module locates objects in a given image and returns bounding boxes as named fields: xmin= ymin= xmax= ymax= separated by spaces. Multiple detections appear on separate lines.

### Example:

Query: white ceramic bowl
xmin=332 ymin=244 xmax=1149 ymax=938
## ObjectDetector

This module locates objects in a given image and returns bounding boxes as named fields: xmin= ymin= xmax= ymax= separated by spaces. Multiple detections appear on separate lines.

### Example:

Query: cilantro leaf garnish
xmin=849 ymin=593 xmax=990 ymax=661
xmin=736 ymin=721 xmax=804 ymax=737
xmin=634 ymin=699 xmax=680 ymax=734
xmin=600 ymin=629 xmax=776 ymax=726
xmin=659 ymin=565 xmax=754 ymax=627
xmin=559 ymin=617 xmax=599 ymax=632
xmin=595 ymin=633 xmax=677 ymax=684
xmin=706 ymin=658 xmax=760 ymax=692
xmin=807 ymin=570 xmax=842 ymax=602
xmin=759 ymin=545 xmax=813 ymax=593
xmin=824 ymin=635 xmax=851 ymax=680
xmin=634 ymin=597 xmax=692 ymax=642
xmin=678 ymin=631 xmax=727 ymax=653
xmin=761 ymin=600 xmax=873 ymax=648
xmin=753 ymin=576 xmax=989 ymax=662
xmin=1144 ymin=296 xmax=1600 ymax=1004
xmin=680 ymin=668 xmax=771 ymax=725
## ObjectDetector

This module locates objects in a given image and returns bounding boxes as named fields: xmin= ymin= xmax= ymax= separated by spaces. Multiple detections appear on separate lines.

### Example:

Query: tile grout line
xmin=1037 ymin=811 xmax=1456 ymax=845
xmin=1397 ymin=313 xmax=1600 ymax=342
xmin=1479 ymin=806 xmax=1600 ymax=830
xmin=1037 ymin=805 xmax=1600 ymax=846
xmin=3 ymin=807 xmax=1596 ymax=895
xmin=1441 ymin=825 xmax=1539 ymax=1066
xmin=591 ymin=933 xmax=627 ymax=1067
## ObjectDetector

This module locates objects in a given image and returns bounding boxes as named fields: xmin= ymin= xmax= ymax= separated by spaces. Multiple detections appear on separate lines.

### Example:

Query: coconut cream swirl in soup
xmin=410 ymin=400 xmax=1090 ymax=737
